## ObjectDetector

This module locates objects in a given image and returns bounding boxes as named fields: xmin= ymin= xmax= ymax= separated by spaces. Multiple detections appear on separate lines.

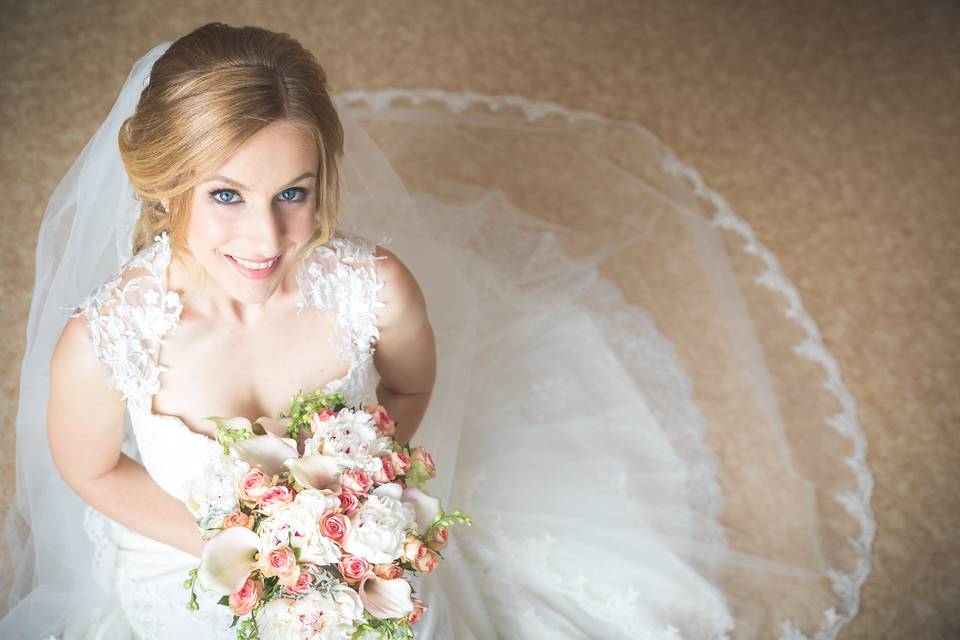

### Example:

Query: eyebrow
xmin=206 ymin=172 xmax=316 ymax=190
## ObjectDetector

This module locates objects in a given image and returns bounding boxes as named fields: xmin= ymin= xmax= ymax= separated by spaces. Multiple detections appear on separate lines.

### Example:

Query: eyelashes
xmin=207 ymin=187 xmax=310 ymax=206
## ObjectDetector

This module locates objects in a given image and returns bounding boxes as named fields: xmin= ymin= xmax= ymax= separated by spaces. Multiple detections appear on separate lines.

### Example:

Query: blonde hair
xmin=121 ymin=22 xmax=343 ymax=271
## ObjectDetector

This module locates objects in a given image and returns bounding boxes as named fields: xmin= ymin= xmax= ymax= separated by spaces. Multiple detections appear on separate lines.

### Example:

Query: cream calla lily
xmin=357 ymin=571 xmax=414 ymax=619
xmin=197 ymin=526 xmax=261 ymax=597
xmin=203 ymin=415 xmax=254 ymax=432
xmin=284 ymin=454 xmax=341 ymax=490
xmin=401 ymin=486 xmax=442 ymax=535
xmin=254 ymin=416 xmax=293 ymax=438
xmin=229 ymin=434 xmax=299 ymax=475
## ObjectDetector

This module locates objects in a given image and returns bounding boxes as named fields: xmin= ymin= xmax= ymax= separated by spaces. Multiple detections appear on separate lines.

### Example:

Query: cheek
xmin=293 ymin=214 xmax=317 ymax=241
xmin=187 ymin=202 xmax=233 ymax=250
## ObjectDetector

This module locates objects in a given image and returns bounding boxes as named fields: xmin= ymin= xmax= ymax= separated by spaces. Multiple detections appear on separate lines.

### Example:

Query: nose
xmin=246 ymin=202 xmax=284 ymax=258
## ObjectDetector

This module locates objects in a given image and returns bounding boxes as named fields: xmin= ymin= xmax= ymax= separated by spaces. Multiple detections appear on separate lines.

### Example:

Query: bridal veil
xmin=1 ymin=36 xmax=874 ymax=639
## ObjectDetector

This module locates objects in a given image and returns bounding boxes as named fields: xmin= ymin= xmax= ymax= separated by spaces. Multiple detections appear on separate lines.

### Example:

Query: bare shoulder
xmin=372 ymin=244 xmax=428 ymax=329
xmin=48 ymin=312 xmax=126 ymax=486
xmin=52 ymin=314 xmax=114 ymax=384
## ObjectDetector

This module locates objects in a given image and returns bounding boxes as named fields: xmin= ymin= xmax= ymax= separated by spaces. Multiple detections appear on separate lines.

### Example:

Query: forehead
xmin=206 ymin=121 xmax=318 ymax=186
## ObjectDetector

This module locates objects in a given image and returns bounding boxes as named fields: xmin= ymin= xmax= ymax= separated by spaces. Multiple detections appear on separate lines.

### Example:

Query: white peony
xmin=183 ymin=451 xmax=250 ymax=532
xmin=256 ymin=585 xmax=365 ymax=640
xmin=306 ymin=409 xmax=392 ymax=475
xmin=257 ymin=502 xmax=341 ymax=565
xmin=294 ymin=488 xmax=341 ymax=521
xmin=343 ymin=490 xmax=415 ymax=563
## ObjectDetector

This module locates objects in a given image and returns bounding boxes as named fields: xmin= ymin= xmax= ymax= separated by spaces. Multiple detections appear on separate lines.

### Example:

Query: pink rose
xmin=426 ymin=527 xmax=449 ymax=551
xmin=373 ymin=562 xmax=404 ymax=580
xmin=310 ymin=408 xmax=337 ymax=435
xmin=410 ymin=447 xmax=434 ymax=471
xmin=391 ymin=451 xmax=411 ymax=476
xmin=401 ymin=533 xmax=427 ymax=565
xmin=259 ymin=546 xmax=300 ymax=586
xmin=222 ymin=511 xmax=255 ymax=530
xmin=282 ymin=570 xmax=316 ymax=597
xmin=413 ymin=547 xmax=440 ymax=573
xmin=257 ymin=484 xmax=295 ymax=515
xmin=239 ymin=468 xmax=271 ymax=506
xmin=228 ymin=577 xmax=264 ymax=616
xmin=340 ymin=468 xmax=372 ymax=495
xmin=406 ymin=447 xmax=436 ymax=486
xmin=338 ymin=491 xmax=360 ymax=514
xmin=364 ymin=404 xmax=396 ymax=437
xmin=338 ymin=555 xmax=370 ymax=584
xmin=372 ymin=455 xmax=397 ymax=485
xmin=408 ymin=596 xmax=428 ymax=625
xmin=321 ymin=512 xmax=351 ymax=544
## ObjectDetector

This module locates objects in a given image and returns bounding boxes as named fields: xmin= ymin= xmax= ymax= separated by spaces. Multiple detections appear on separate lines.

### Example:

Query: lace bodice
xmin=68 ymin=229 xmax=386 ymax=503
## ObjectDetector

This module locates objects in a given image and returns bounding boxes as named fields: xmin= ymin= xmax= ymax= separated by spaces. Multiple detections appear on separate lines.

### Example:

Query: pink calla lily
xmin=229 ymin=434 xmax=299 ymax=475
xmin=401 ymin=486 xmax=442 ymax=535
xmin=254 ymin=416 xmax=293 ymax=438
xmin=284 ymin=454 xmax=341 ymax=490
xmin=358 ymin=571 xmax=414 ymax=619
xmin=197 ymin=526 xmax=261 ymax=597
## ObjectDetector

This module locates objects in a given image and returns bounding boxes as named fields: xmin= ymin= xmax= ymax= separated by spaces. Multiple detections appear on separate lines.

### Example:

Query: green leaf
xmin=424 ymin=509 xmax=473 ymax=538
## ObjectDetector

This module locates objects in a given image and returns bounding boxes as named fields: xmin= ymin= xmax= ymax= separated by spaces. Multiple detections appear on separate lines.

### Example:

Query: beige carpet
xmin=1 ymin=1 xmax=957 ymax=637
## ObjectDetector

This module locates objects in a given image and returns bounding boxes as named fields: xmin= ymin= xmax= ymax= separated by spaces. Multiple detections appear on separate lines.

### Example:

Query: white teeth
xmin=231 ymin=255 xmax=277 ymax=270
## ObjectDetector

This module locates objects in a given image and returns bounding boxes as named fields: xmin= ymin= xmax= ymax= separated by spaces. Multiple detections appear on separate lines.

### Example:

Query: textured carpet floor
xmin=1 ymin=1 xmax=957 ymax=637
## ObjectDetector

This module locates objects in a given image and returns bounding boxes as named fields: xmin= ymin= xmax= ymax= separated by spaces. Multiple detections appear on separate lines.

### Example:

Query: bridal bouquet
xmin=181 ymin=388 xmax=471 ymax=640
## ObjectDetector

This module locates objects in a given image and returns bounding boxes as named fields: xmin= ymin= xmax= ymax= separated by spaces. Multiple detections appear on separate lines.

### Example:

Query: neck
xmin=167 ymin=251 xmax=302 ymax=328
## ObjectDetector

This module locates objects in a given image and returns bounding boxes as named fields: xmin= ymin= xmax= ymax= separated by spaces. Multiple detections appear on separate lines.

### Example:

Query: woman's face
xmin=184 ymin=119 xmax=320 ymax=306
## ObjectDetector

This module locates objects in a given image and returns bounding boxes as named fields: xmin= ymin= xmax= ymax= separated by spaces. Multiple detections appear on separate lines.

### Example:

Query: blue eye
xmin=279 ymin=187 xmax=309 ymax=202
xmin=210 ymin=189 xmax=238 ymax=204
xmin=207 ymin=187 xmax=310 ymax=206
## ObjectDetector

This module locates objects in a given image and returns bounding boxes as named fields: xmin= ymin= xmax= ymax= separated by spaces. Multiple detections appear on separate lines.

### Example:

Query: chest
xmin=149 ymin=304 xmax=351 ymax=437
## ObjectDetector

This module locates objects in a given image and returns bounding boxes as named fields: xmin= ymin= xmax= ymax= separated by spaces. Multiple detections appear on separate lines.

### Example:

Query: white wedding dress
xmin=69 ymin=229 xmax=386 ymax=638
xmin=68 ymin=221 xmax=733 ymax=639
xmin=1 ymin=61 xmax=875 ymax=639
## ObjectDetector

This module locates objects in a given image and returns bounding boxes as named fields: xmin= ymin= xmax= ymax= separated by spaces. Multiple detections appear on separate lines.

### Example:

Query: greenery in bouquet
xmin=181 ymin=388 xmax=471 ymax=640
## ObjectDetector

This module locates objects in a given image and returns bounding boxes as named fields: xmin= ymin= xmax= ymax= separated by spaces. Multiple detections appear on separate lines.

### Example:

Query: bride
xmin=0 ymin=22 xmax=874 ymax=640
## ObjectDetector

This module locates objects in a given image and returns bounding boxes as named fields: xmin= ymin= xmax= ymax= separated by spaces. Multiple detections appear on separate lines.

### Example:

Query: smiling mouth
xmin=226 ymin=254 xmax=281 ymax=269
xmin=224 ymin=251 xmax=284 ymax=278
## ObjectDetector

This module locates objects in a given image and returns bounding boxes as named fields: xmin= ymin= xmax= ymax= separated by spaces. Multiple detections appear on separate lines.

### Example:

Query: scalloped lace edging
xmin=335 ymin=88 xmax=876 ymax=640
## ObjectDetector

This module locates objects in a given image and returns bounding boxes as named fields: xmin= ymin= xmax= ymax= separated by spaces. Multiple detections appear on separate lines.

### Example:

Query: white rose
xmin=343 ymin=493 xmax=415 ymax=563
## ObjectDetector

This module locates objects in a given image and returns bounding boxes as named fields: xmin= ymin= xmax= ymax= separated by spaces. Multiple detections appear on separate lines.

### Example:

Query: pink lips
xmin=225 ymin=252 xmax=282 ymax=280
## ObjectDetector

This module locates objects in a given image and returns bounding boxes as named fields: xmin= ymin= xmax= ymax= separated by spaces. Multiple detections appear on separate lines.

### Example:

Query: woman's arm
xmin=371 ymin=246 xmax=437 ymax=445
xmin=47 ymin=315 xmax=206 ymax=558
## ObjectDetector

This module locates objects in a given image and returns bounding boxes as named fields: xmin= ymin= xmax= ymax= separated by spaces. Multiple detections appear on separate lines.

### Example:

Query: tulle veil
xmin=0 ymin=40 xmax=874 ymax=639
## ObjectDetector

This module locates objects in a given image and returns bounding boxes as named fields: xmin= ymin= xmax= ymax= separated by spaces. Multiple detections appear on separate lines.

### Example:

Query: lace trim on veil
xmin=336 ymin=89 xmax=875 ymax=640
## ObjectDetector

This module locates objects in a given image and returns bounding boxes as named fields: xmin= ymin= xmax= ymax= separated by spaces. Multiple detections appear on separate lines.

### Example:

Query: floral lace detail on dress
xmin=297 ymin=230 xmax=386 ymax=405
xmin=67 ymin=232 xmax=183 ymax=413
xmin=66 ymin=229 xmax=385 ymax=638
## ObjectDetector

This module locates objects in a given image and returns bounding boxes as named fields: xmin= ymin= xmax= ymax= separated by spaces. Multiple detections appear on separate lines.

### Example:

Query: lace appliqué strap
xmin=66 ymin=233 xmax=183 ymax=413
xmin=296 ymin=230 xmax=386 ymax=367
